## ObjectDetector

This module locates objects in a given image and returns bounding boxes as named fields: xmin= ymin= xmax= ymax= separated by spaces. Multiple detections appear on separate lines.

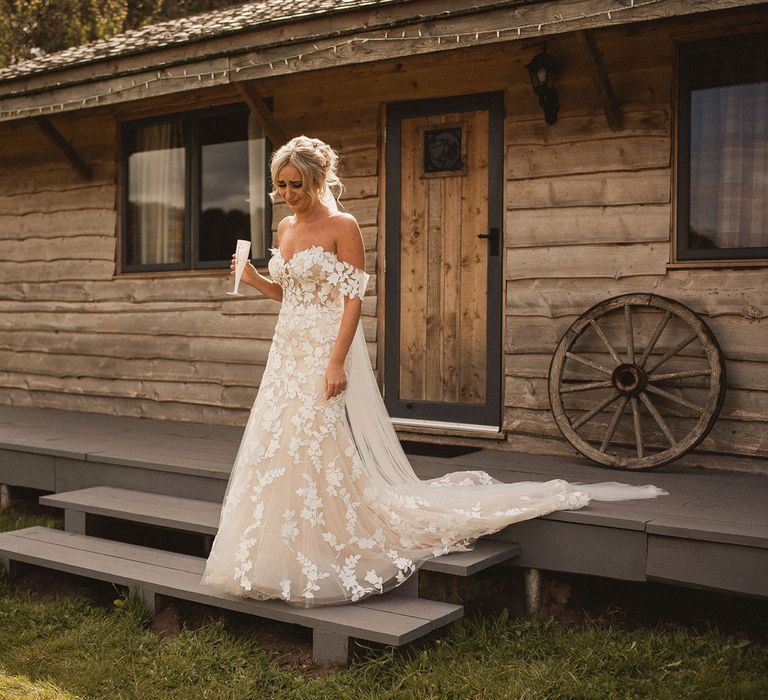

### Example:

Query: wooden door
xmin=385 ymin=92 xmax=503 ymax=427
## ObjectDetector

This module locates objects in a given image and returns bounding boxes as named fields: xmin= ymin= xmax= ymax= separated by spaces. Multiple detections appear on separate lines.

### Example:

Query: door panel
xmin=399 ymin=110 xmax=488 ymax=405
xmin=385 ymin=93 xmax=503 ymax=427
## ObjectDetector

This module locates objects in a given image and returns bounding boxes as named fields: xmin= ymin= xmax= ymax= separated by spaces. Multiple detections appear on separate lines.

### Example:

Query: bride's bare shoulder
xmin=332 ymin=212 xmax=364 ymax=267
xmin=331 ymin=211 xmax=361 ymax=235
xmin=332 ymin=210 xmax=357 ymax=223
xmin=275 ymin=215 xmax=295 ymax=242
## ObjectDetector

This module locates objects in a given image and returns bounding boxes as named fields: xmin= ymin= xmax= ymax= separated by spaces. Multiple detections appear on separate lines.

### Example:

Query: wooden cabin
xmin=0 ymin=0 xmax=766 ymax=475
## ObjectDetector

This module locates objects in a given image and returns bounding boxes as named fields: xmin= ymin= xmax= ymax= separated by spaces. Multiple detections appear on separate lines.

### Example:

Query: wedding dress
xmin=200 ymin=228 xmax=667 ymax=607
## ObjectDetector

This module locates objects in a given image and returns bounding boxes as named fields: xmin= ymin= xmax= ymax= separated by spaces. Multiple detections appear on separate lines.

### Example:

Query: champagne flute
xmin=227 ymin=239 xmax=251 ymax=296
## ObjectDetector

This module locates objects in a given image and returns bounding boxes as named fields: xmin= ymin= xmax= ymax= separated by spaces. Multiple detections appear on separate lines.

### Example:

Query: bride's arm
xmin=231 ymin=257 xmax=283 ymax=302
xmin=228 ymin=221 xmax=285 ymax=302
xmin=325 ymin=215 xmax=366 ymax=399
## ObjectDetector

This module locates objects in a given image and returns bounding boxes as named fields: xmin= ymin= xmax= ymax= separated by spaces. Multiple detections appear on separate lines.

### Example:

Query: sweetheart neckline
xmin=271 ymin=244 xmax=337 ymax=266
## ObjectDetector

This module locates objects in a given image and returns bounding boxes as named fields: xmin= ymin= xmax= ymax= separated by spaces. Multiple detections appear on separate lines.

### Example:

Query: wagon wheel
xmin=548 ymin=294 xmax=726 ymax=470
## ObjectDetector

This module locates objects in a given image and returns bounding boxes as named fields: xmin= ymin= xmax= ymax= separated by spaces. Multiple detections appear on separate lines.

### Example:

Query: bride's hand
xmin=325 ymin=361 xmax=347 ymax=400
xmin=231 ymin=254 xmax=257 ymax=287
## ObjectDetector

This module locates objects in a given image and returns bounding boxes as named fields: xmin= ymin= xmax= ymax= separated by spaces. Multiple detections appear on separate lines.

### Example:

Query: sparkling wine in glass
xmin=227 ymin=239 xmax=251 ymax=296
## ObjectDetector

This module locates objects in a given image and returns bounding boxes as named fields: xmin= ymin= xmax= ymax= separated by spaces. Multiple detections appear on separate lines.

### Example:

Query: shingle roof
xmin=0 ymin=0 xmax=411 ymax=83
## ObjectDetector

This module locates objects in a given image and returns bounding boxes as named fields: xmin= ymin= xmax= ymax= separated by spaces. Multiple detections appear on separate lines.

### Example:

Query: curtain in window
xmin=128 ymin=121 xmax=185 ymax=265
xmin=689 ymin=76 xmax=768 ymax=250
xmin=247 ymin=114 xmax=267 ymax=259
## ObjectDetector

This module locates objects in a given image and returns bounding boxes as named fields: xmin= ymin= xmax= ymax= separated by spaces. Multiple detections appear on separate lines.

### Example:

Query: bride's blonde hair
xmin=269 ymin=136 xmax=344 ymax=206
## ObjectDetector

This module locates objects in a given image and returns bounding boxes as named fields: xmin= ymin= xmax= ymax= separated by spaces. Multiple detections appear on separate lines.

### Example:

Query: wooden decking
xmin=1 ymin=404 xmax=767 ymax=599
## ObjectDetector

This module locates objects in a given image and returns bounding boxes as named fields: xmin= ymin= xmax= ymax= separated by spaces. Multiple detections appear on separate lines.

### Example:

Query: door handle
xmin=477 ymin=227 xmax=500 ymax=257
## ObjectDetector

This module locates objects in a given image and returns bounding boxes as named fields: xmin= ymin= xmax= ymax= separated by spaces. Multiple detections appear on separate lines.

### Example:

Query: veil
xmin=321 ymin=183 xmax=668 ymax=503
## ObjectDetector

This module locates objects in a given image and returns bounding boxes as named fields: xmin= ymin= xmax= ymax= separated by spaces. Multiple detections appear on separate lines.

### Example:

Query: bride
xmin=200 ymin=136 xmax=667 ymax=607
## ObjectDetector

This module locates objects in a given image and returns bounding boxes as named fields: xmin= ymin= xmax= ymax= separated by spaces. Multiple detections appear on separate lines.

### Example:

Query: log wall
xmin=0 ymin=8 xmax=765 ymax=472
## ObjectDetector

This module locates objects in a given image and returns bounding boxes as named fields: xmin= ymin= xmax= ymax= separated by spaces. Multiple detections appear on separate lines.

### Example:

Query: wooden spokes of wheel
xmin=548 ymin=294 xmax=726 ymax=470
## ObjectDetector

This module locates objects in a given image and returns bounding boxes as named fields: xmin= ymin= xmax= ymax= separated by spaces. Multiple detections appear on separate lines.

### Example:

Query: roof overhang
xmin=0 ymin=0 xmax=765 ymax=123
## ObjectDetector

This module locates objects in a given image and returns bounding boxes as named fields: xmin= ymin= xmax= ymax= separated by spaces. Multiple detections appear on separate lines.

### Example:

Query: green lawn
xmin=1 ymin=507 xmax=766 ymax=699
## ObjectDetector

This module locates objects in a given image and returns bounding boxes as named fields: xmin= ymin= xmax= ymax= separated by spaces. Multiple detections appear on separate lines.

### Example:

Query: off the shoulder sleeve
xmin=332 ymin=258 xmax=370 ymax=300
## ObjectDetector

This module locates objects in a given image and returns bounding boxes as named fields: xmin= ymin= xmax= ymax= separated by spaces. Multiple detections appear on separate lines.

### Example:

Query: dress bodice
xmin=268 ymin=245 xmax=369 ymax=313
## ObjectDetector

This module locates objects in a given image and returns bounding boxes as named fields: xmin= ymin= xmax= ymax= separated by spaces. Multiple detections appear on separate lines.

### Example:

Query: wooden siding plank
xmin=0 ymin=330 xmax=273 ymax=364
xmin=0 ymin=309 xmax=280 ymax=339
xmin=0 ymin=235 xmax=117 ymax=262
xmin=505 ymin=110 xmax=670 ymax=144
xmin=505 ymin=376 xmax=768 ymax=422
xmin=507 ymin=137 xmax=670 ymax=180
xmin=0 ymin=184 xmax=115 ymax=214
xmin=0 ymin=349 xmax=267 ymax=388
xmin=506 ymin=204 xmax=671 ymax=247
xmin=505 ymin=243 xmax=669 ymax=281
xmin=505 ymin=168 xmax=670 ymax=210
xmin=3 ymin=388 xmax=251 ymax=426
xmin=504 ymin=271 xmax=768 ymax=319
xmin=0 ymin=372 xmax=260 ymax=411
xmin=0 ymin=209 xmax=117 ymax=238
xmin=0 ymin=161 xmax=115 ymax=196
xmin=502 ymin=405 xmax=768 ymax=459
xmin=505 ymin=314 xmax=768 ymax=362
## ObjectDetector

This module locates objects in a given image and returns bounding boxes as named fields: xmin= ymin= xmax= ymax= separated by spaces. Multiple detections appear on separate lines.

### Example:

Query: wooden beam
xmin=579 ymin=30 xmax=622 ymax=132
xmin=234 ymin=81 xmax=288 ymax=147
xmin=33 ymin=116 xmax=93 ymax=179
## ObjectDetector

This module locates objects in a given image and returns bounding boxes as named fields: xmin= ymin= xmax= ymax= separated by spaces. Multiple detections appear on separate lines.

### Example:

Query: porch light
xmin=526 ymin=44 xmax=560 ymax=125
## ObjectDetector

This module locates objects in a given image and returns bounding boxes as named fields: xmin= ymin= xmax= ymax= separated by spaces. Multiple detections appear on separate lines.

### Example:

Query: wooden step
xmin=40 ymin=486 xmax=521 ymax=575
xmin=40 ymin=486 xmax=219 ymax=535
xmin=0 ymin=526 xmax=462 ymax=665
xmin=425 ymin=541 xmax=521 ymax=575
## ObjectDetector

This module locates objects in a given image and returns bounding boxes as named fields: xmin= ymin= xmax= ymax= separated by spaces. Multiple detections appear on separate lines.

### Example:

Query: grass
xmin=1 ymin=506 xmax=766 ymax=699
xmin=0 ymin=671 xmax=80 ymax=699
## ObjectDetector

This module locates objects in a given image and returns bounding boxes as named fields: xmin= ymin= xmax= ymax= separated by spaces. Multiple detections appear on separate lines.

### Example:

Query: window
xmin=676 ymin=32 xmax=768 ymax=261
xmin=121 ymin=105 xmax=270 ymax=272
xmin=423 ymin=125 xmax=464 ymax=175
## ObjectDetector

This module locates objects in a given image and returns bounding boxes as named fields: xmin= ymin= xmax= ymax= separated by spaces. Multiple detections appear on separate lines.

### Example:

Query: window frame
xmin=119 ymin=103 xmax=272 ymax=274
xmin=674 ymin=32 xmax=768 ymax=264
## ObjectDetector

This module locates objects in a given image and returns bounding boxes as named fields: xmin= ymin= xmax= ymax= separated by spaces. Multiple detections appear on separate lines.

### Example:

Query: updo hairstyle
xmin=269 ymin=136 xmax=344 ymax=206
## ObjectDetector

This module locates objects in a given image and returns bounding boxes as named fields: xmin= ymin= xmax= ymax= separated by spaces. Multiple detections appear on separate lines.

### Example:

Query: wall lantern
xmin=526 ymin=44 xmax=560 ymax=125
